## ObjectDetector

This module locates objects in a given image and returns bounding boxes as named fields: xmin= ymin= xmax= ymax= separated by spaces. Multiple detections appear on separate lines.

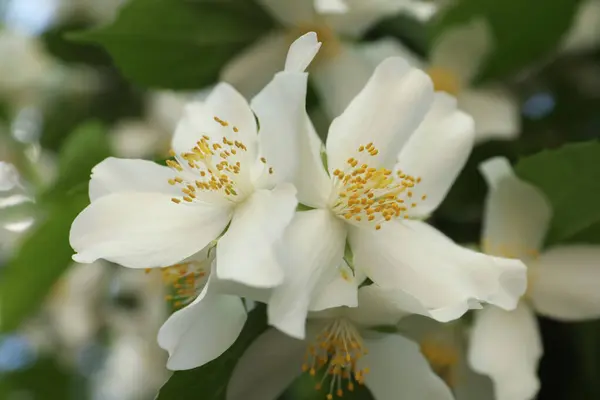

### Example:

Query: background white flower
xmin=266 ymin=55 xmax=527 ymax=340
xmin=228 ymin=281 xmax=455 ymax=400
xmin=221 ymin=0 xmax=415 ymax=119
xmin=467 ymin=157 xmax=600 ymax=400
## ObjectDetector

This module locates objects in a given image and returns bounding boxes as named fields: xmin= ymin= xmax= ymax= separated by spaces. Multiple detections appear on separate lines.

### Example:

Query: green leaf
xmin=0 ymin=193 xmax=89 ymax=333
xmin=69 ymin=0 xmax=275 ymax=89
xmin=515 ymin=141 xmax=600 ymax=246
xmin=0 ymin=356 xmax=73 ymax=399
xmin=431 ymin=0 xmax=583 ymax=82
xmin=48 ymin=120 xmax=111 ymax=199
xmin=156 ymin=305 xmax=268 ymax=400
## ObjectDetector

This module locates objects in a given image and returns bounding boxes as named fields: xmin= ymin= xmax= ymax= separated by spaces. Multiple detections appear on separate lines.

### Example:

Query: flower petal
xmin=268 ymin=209 xmax=347 ymax=339
xmin=468 ymin=304 xmax=542 ymax=400
xmin=216 ymin=183 xmax=297 ymax=288
xmin=358 ymin=38 xmax=426 ymax=70
xmin=311 ymin=43 xmax=375 ymax=118
xmin=157 ymin=273 xmax=247 ymax=371
xmin=172 ymin=83 xmax=258 ymax=158
xmin=561 ymin=0 xmax=600 ymax=53
xmin=226 ymin=327 xmax=305 ymax=400
xmin=0 ymin=162 xmax=19 ymax=191
xmin=315 ymin=0 xmax=348 ymax=13
xmin=394 ymin=92 xmax=475 ymax=217
xmin=431 ymin=18 xmax=492 ymax=83
xmin=350 ymin=220 xmax=527 ymax=322
xmin=323 ymin=1 xmax=408 ymax=37
xmin=360 ymin=333 xmax=454 ymax=400
xmin=326 ymin=57 xmax=433 ymax=171
xmin=347 ymin=284 xmax=422 ymax=326
xmin=529 ymin=245 xmax=600 ymax=321
xmin=251 ymin=71 xmax=308 ymax=186
xmin=284 ymin=31 xmax=322 ymax=73
xmin=88 ymin=157 xmax=181 ymax=201
xmin=480 ymin=157 xmax=551 ymax=259
xmin=221 ymin=31 xmax=290 ymax=99
xmin=70 ymin=192 xmax=231 ymax=268
xmin=309 ymin=260 xmax=358 ymax=312
xmin=458 ymin=87 xmax=520 ymax=142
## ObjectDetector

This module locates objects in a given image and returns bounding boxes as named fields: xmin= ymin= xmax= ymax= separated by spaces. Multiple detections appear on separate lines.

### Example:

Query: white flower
xmin=227 ymin=281 xmax=455 ymax=400
xmin=267 ymin=54 xmax=527 ymax=340
xmin=0 ymin=162 xmax=19 ymax=191
xmin=70 ymin=33 xmax=323 ymax=285
xmin=560 ymin=0 xmax=600 ymax=53
xmin=0 ymin=30 xmax=52 ymax=102
xmin=70 ymin=32 xmax=322 ymax=370
xmin=222 ymin=0 xmax=414 ymax=117
xmin=467 ymin=157 xmax=600 ymax=400
xmin=398 ymin=315 xmax=495 ymax=399
xmin=360 ymin=18 xmax=520 ymax=143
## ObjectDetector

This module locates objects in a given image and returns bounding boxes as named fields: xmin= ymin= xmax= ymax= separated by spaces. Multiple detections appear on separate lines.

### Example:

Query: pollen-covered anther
xmin=159 ymin=262 xmax=207 ymax=309
xmin=166 ymin=117 xmax=250 ymax=203
xmin=330 ymin=145 xmax=424 ymax=228
xmin=302 ymin=318 xmax=369 ymax=399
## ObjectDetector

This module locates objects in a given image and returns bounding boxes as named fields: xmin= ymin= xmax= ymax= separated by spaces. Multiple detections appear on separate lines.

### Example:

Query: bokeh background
xmin=0 ymin=0 xmax=599 ymax=399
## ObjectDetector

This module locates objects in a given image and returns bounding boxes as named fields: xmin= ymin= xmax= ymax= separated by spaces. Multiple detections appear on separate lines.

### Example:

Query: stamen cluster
xmin=302 ymin=319 xmax=369 ymax=399
xmin=330 ymin=144 xmax=426 ymax=230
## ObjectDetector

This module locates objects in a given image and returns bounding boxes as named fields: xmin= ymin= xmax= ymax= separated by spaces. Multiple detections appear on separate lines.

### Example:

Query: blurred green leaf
xmin=0 ymin=356 xmax=72 ymax=399
xmin=68 ymin=0 xmax=275 ymax=89
xmin=432 ymin=0 xmax=582 ymax=82
xmin=156 ymin=305 xmax=267 ymax=400
xmin=49 ymin=121 xmax=110 ymax=198
xmin=515 ymin=141 xmax=600 ymax=246
xmin=0 ymin=193 xmax=88 ymax=333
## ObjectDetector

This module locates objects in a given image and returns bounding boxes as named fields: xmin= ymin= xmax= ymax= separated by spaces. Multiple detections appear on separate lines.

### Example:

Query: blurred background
xmin=0 ymin=0 xmax=599 ymax=399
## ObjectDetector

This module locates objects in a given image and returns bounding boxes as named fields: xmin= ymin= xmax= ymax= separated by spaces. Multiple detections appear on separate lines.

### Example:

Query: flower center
xmin=302 ymin=318 xmax=369 ymax=399
xmin=329 ymin=143 xmax=425 ymax=230
xmin=148 ymin=261 xmax=207 ymax=310
xmin=167 ymin=116 xmax=267 ymax=204
xmin=420 ymin=337 xmax=460 ymax=389
xmin=426 ymin=67 xmax=462 ymax=96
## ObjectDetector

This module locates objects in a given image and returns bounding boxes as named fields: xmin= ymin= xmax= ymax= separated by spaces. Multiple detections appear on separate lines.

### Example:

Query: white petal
xmin=157 ymin=274 xmax=247 ymax=370
xmin=257 ymin=0 xmax=316 ymax=25
xmin=309 ymin=260 xmax=358 ymax=312
xmin=204 ymin=82 xmax=258 ymax=144
xmin=468 ymin=304 xmax=542 ymax=400
xmin=480 ymin=157 xmax=551 ymax=259
xmin=285 ymin=32 xmax=322 ymax=73
xmin=560 ymin=0 xmax=600 ymax=53
xmin=529 ymin=246 xmax=600 ymax=321
xmin=251 ymin=70 xmax=308 ymax=186
xmin=458 ymin=87 xmax=521 ymax=143
xmin=216 ymin=184 xmax=297 ymax=288
xmin=221 ymin=32 xmax=290 ymax=99
xmin=315 ymin=0 xmax=348 ymax=13
xmin=394 ymin=92 xmax=475 ymax=217
xmin=347 ymin=284 xmax=422 ymax=327
xmin=431 ymin=18 xmax=492 ymax=83
xmin=88 ymin=157 xmax=180 ymax=201
xmin=293 ymin=116 xmax=333 ymax=208
xmin=311 ymin=43 xmax=375 ymax=118
xmin=227 ymin=328 xmax=305 ymax=400
xmin=70 ymin=192 xmax=231 ymax=268
xmin=360 ymin=334 xmax=454 ymax=400
xmin=326 ymin=57 xmax=433 ymax=172
xmin=350 ymin=220 xmax=527 ymax=322
xmin=322 ymin=0 xmax=407 ymax=37
xmin=358 ymin=38 xmax=426 ymax=70
xmin=172 ymin=83 xmax=258 ymax=158
xmin=268 ymin=209 xmax=347 ymax=339
xmin=0 ymin=162 xmax=19 ymax=191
